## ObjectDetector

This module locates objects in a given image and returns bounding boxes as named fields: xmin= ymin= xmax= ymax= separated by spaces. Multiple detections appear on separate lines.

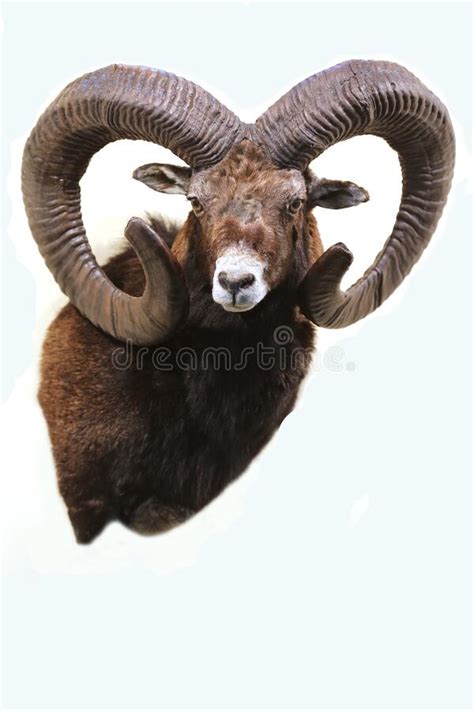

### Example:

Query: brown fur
xmin=39 ymin=141 xmax=324 ymax=543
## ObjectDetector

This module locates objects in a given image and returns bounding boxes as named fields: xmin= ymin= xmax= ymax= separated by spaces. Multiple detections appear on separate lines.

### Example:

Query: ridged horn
xmin=256 ymin=60 xmax=455 ymax=327
xmin=22 ymin=64 xmax=244 ymax=344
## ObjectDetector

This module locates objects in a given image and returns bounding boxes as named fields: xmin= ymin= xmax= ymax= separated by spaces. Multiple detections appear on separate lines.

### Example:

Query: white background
xmin=1 ymin=2 xmax=472 ymax=709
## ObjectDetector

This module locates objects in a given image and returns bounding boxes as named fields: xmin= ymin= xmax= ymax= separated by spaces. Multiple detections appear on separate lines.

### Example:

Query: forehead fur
xmin=189 ymin=140 xmax=305 ymax=201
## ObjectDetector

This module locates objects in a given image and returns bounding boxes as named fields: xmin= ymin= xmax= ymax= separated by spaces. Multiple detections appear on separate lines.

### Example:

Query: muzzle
xmin=212 ymin=246 xmax=269 ymax=312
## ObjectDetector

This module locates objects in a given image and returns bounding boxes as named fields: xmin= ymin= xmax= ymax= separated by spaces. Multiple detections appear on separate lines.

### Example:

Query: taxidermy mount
xmin=22 ymin=60 xmax=455 ymax=543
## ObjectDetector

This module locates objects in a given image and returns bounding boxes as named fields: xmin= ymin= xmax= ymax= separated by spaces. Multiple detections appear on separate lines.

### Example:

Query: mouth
xmin=218 ymin=300 xmax=258 ymax=313
xmin=213 ymin=286 xmax=267 ymax=314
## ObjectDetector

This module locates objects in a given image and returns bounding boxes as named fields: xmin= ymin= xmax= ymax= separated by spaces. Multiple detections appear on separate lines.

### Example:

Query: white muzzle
xmin=212 ymin=246 xmax=269 ymax=312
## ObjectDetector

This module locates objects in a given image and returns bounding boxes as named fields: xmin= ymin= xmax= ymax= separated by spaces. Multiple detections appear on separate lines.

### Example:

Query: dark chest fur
xmin=109 ymin=300 xmax=314 ymax=512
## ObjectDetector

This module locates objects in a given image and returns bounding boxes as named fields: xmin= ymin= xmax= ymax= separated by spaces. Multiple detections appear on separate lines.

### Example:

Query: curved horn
xmin=256 ymin=60 xmax=455 ymax=327
xmin=22 ymin=64 xmax=244 ymax=344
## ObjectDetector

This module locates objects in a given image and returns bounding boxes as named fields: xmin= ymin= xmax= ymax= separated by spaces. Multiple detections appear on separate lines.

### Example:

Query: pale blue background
xmin=2 ymin=2 xmax=472 ymax=709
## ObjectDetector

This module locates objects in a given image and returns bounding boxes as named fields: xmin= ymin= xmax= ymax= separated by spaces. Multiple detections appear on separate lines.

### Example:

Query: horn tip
xmin=328 ymin=242 xmax=354 ymax=268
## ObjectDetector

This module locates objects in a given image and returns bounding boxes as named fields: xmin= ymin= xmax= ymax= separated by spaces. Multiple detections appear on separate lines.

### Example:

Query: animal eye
xmin=288 ymin=198 xmax=303 ymax=215
xmin=189 ymin=197 xmax=203 ymax=215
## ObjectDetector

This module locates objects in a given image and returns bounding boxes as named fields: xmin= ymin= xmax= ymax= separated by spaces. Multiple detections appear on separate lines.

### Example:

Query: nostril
xmin=218 ymin=271 xmax=231 ymax=290
xmin=218 ymin=271 xmax=255 ymax=293
xmin=237 ymin=273 xmax=255 ymax=290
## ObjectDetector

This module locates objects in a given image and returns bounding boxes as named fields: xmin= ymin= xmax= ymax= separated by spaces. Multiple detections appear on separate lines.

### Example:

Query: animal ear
xmin=308 ymin=177 xmax=369 ymax=210
xmin=133 ymin=163 xmax=192 ymax=195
